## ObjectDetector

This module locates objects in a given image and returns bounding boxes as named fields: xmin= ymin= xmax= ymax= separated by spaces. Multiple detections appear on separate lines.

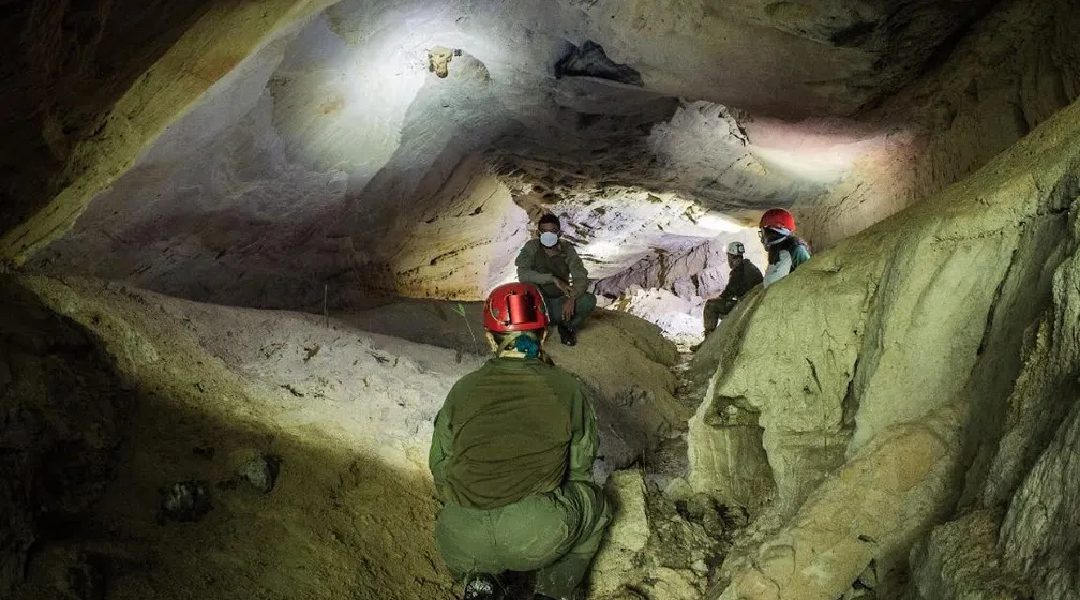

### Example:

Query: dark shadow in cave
xmin=0 ymin=0 xmax=217 ymax=235
xmin=1 ymin=277 xmax=454 ymax=600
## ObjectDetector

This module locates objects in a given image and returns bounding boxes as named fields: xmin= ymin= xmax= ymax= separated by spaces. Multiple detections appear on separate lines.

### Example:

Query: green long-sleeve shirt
xmin=515 ymin=239 xmax=589 ymax=298
xmin=429 ymin=357 xmax=598 ymax=510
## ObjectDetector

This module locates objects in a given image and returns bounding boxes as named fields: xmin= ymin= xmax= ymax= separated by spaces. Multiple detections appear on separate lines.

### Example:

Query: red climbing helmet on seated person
xmin=483 ymin=283 xmax=549 ymax=333
xmin=759 ymin=208 xmax=796 ymax=234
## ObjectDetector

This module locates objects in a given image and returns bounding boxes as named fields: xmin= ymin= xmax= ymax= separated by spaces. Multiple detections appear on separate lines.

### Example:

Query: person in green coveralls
xmin=429 ymin=282 xmax=611 ymax=600
xmin=514 ymin=213 xmax=597 ymax=346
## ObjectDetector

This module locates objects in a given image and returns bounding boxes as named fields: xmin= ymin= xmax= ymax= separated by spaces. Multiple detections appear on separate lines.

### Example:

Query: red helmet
xmin=759 ymin=208 xmax=796 ymax=233
xmin=483 ymin=283 xmax=549 ymax=333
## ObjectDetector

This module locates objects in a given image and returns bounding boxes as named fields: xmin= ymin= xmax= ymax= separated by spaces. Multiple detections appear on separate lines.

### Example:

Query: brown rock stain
xmin=319 ymin=96 xmax=345 ymax=116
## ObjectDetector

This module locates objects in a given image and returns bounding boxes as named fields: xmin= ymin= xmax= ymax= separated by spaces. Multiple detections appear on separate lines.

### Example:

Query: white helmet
xmin=725 ymin=241 xmax=746 ymax=256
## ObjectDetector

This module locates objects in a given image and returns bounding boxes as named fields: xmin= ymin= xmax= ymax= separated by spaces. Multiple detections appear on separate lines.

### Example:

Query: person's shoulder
xmin=520 ymin=238 xmax=540 ymax=252
xmin=540 ymin=363 xmax=586 ymax=393
xmin=743 ymin=259 xmax=764 ymax=274
xmin=449 ymin=362 xmax=494 ymax=394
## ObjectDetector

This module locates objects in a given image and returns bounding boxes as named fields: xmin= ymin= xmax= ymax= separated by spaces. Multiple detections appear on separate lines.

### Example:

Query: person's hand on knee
xmin=561 ymin=297 xmax=576 ymax=323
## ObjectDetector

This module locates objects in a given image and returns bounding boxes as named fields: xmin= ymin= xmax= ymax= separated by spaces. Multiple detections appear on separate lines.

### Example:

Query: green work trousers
xmin=703 ymin=297 xmax=738 ymax=334
xmin=544 ymin=293 xmax=597 ymax=331
xmin=435 ymin=480 xmax=611 ymax=599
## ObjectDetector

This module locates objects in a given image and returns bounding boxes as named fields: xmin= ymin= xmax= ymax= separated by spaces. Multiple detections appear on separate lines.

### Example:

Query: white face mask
xmin=539 ymin=232 xmax=559 ymax=247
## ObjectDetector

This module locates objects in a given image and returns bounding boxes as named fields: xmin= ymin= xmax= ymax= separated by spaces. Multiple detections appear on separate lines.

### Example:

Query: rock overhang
xmin=1 ymin=0 xmax=1003 ymax=306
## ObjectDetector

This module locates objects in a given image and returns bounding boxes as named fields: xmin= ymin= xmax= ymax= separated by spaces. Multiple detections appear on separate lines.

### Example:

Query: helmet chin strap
xmin=763 ymin=226 xmax=792 ymax=247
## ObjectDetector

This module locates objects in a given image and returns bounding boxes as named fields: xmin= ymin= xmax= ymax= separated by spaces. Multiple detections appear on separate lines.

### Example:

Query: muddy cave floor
xmin=12 ymin=276 xmax=738 ymax=600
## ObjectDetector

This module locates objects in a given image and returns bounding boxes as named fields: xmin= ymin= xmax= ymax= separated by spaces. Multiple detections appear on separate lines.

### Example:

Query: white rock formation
xmin=607 ymin=286 xmax=706 ymax=346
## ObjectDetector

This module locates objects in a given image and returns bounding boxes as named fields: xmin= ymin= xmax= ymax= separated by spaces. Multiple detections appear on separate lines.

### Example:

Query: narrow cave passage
xmin=3 ymin=1 xmax=1080 ymax=600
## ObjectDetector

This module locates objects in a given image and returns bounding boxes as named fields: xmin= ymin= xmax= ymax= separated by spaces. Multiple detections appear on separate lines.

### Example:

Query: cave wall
xmin=800 ymin=0 xmax=1080 ymax=250
xmin=8 ymin=275 xmax=464 ymax=599
xmin=912 ymin=168 xmax=1080 ymax=599
xmin=0 ymin=0 xmax=214 ymax=236
xmin=388 ymin=160 xmax=529 ymax=299
xmin=0 ymin=277 xmax=130 ymax=597
xmin=4 ymin=1 xmax=1080 ymax=598
xmin=690 ymin=96 xmax=1080 ymax=599
xmin=24 ymin=29 xmax=350 ymax=309
xmin=16 ymin=8 xmax=844 ymax=308
xmin=0 ymin=0 xmax=334 ymax=267
xmin=2 ymin=0 xmax=1030 ymax=309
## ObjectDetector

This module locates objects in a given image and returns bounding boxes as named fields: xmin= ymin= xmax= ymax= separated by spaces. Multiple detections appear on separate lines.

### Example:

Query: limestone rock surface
xmin=690 ymin=97 xmax=1080 ymax=599
xmin=715 ymin=406 xmax=964 ymax=600
xmin=909 ymin=510 xmax=1031 ymax=600
xmin=912 ymin=220 xmax=1080 ymax=600
xmin=589 ymin=470 xmax=726 ymax=600
xmin=0 ymin=278 xmax=131 ymax=597
xmin=9 ymin=274 xmax=473 ymax=599
xmin=5 ymin=2 xmax=1080 ymax=599
xmin=3 ymin=0 xmax=1038 ymax=307
xmin=800 ymin=0 xmax=1080 ymax=249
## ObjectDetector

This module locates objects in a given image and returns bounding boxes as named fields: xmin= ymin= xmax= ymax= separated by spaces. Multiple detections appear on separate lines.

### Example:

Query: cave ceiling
xmin=0 ymin=0 xmax=999 ymax=304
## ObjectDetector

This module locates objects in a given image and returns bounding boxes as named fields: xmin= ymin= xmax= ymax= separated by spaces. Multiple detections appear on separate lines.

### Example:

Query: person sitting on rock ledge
xmin=701 ymin=241 xmax=763 ymax=336
xmin=515 ymin=213 xmax=596 ymax=346
xmin=759 ymin=208 xmax=811 ymax=288
xmin=429 ymin=282 xmax=611 ymax=600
